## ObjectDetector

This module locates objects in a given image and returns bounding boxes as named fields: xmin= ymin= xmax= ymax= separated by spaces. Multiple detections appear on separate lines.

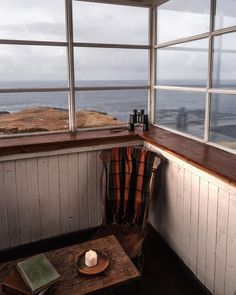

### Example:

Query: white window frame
xmin=153 ymin=0 xmax=236 ymax=153
xmin=0 ymin=0 xmax=235 ymax=154
xmin=0 ymin=0 xmax=151 ymax=134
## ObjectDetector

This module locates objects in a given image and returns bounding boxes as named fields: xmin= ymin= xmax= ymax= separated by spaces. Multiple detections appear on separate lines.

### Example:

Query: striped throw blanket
xmin=105 ymin=147 xmax=160 ymax=227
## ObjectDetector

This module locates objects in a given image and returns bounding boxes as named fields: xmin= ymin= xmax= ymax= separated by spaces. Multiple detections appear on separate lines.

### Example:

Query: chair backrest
xmin=100 ymin=147 xmax=161 ymax=231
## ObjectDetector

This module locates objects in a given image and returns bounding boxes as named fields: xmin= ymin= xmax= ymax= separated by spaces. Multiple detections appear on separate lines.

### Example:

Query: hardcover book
xmin=1 ymin=269 xmax=49 ymax=295
xmin=16 ymin=254 xmax=61 ymax=294
xmin=2 ymin=269 xmax=32 ymax=295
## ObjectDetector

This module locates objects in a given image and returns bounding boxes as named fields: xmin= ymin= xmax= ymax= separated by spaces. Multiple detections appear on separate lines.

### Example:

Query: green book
xmin=16 ymin=254 xmax=61 ymax=294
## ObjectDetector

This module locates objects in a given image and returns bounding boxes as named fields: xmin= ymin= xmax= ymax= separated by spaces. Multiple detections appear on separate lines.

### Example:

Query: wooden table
xmin=0 ymin=235 xmax=141 ymax=295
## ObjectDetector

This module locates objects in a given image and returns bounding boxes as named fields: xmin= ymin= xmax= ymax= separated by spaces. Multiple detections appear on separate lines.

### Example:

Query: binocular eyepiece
xmin=128 ymin=109 xmax=149 ymax=131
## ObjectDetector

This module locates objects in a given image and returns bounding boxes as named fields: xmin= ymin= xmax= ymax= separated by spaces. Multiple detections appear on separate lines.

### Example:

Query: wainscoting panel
xmin=146 ymin=142 xmax=236 ymax=295
xmin=0 ymin=140 xmax=142 ymax=251
xmin=0 ymin=151 xmax=102 ymax=251
xmin=1 ymin=139 xmax=235 ymax=295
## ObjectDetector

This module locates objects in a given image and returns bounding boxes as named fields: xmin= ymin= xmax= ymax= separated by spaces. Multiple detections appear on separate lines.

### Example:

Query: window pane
xmin=75 ymin=89 xmax=148 ymax=128
xmin=156 ymin=90 xmax=205 ymax=138
xmin=156 ymin=39 xmax=208 ymax=87
xmin=212 ymin=33 xmax=236 ymax=89
xmin=0 ymin=92 xmax=68 ymax=135
xmin=73 ymin=1 xmax=148 ymax=45
xmin=215 ymin=0 xmax=236 ymax=30
xmin=74 ymin=48 xmax=148 ymax=87
xmin=0 ymin=0 xmax=66 ymax=41
xmin=0 ymin=45 xmax=68 ymax=88
xmin=157 ymin=0 xmax=210 ymax=44
xmin=209 ymin=94 xmax=236 ymax=150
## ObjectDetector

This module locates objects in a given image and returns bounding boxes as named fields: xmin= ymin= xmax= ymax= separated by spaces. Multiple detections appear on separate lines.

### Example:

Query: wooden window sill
xmin=0 ymin=126 xmax=235 ymax=186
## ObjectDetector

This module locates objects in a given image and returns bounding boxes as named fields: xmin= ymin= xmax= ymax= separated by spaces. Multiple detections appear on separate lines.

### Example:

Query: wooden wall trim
xmin=0 ymin=126 xmax=235 ymax=186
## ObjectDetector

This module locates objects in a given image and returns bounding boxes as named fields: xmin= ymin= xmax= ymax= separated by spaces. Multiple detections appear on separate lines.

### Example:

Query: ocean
xmin=0 ymin=80 xmax=235 ymax=143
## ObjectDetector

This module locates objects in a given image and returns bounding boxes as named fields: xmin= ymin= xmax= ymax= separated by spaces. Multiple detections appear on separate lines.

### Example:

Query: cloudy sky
xmin=0 ymin=0 xmax=235 ymax=85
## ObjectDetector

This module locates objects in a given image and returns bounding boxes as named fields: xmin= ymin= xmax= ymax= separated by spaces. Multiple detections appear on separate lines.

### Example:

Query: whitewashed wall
xmin=145 ymin=142 xmax=236 ymax=295
xmin=0 ymin=140 xmax=142 ymax=251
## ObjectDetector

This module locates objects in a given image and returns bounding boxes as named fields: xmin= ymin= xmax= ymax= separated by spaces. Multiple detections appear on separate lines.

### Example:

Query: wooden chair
xmin=92 ymin=147 xmax=162 ymax=267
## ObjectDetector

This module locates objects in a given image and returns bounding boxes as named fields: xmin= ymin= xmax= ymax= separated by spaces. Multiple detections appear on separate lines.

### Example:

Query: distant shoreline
xmin=0 ymin=107 xmax=122 ymax=135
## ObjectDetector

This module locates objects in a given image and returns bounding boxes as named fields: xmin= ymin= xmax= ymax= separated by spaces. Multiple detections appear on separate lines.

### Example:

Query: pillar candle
xmin=85 ymin=250 xmax=97 ymax=267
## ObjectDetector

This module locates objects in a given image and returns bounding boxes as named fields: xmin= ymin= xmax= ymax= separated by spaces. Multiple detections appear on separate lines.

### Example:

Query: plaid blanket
xmin=106 ymin=147 xmax=159 ymax=227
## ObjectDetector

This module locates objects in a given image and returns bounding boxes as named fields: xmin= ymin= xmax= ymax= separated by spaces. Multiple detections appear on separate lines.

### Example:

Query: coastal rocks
xmin=0 ymin=111 xmax=10 ymax=116
xmin=0 ymin=107 xmax=122 ymax=135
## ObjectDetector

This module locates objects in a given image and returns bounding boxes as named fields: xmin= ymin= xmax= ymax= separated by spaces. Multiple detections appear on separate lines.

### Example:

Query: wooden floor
xmin=141 ymin=225 xmax=211 ymax=295
xmin=0 ymin=225 xmax=211 ymax=295
xmin=112 ymin=225 xmax=211 ymax=295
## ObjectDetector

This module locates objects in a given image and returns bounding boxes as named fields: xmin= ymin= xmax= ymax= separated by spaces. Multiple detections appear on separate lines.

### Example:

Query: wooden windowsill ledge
xmin=0 ymin=126 xmax=235 ymax=186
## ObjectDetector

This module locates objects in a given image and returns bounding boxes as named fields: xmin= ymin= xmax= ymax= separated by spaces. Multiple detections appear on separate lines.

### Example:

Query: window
xmin=0 ymin=0 xmax=66 ymax=41
xmin=0 ymin=0 xmax=68 ymax=135
xmin=155 ymin=0 xmax=236 ymax=151
xmin=0 ymin=0 xmax=235 ymax=153
xmin=0 ymin=92 xmax=68 ymax=135
xmin=156 ymin=0 xmax=210 ymax=44
xmin=156 ymin=39 xmax=208 ymax=87
xmin=73 ymin=1 xmax=148 ymax=45
xmin=0 ymin=0 xmax=149 ymax=134
xmin=209 ymin=94 xmax=236 ymax=149
xmin=74 ymin=48 xmax=148 ymax=87
xmin=75 ymin=89 xmax=148 ymax=128
xmin=214 ymin=0 xmax=236 ymax=30
xmin=0 ymin=45 xmax=67 ymax=87
xmin=73 ymin=1 xmax=149 ymax=129
xmin=156 ymin=90 xmax=205 ymax=138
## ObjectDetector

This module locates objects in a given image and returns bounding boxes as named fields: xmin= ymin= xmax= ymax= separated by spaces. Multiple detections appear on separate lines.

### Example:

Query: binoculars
xmin=128 ymin=109 xmax=149 ymax=131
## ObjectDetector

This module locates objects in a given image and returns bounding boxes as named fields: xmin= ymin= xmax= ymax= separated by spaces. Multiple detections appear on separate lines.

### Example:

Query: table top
xmin=0 ymin=235 xmax=141 ymax=295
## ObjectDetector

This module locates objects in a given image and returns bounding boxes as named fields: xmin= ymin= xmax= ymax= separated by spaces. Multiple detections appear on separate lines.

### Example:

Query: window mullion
xmin=204 ymin=0 xmax=215 ymax=142
xmin=66 ymin=0 xmax=76 ymax=132
xmin=148 ymin=6 xmax=157 ymax=124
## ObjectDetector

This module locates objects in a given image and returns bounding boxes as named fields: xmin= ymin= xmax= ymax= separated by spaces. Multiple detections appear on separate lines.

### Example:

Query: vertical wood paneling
xmin=215 ymin=189 xmax=230 ymax=295
xmin=176 ymin=164 xmax=184 ymax=259
xmin=68 ymin=153 xmax=80 ymax=232
xmin=197 ymin=178 xmax=209 ymax=283
xmin=15 ymin=160 xmax=31 ymax=245
xmin=78 ymin=152 xmax=89 ymax=230
xmin=58 ymin=154 xmax=70 ymax=234
xmin=96 ymin=151 xmax=103 ymax=225
xmin=164 ymin=161 xmax=177 ymax=248
xmin=171 ymin=162 xmax=178 ymax=251
xmin=0 ymin=162 xmax=9 ymax=249
xmin=88 ymin=151 xmax=98 ymax=227
xmin=26 ymin=158 xmax=41 ymax=242
xmin=189 ymin=173 xmax=200 ymax=274
xmin=205 ymin=183 xmax=219 ymax=293
xmin=48 ymin=156 xmax=61 ymax=236
xmin=182 ymin=169 xmax=192 ymax=268
xmin=146 ymin=143 xmax=236 ymax=295
xmin=225 ymin=194 xmax=236 ymax=295
xmin=4 ymin=161 xmax=20 ymax=247
xmin=1 ymin=143 xmax=236 ymax=295
xmin=38 ymin=157 xmax=51 ymax=239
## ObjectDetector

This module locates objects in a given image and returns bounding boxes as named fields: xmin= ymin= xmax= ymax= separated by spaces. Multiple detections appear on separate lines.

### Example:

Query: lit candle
xmin=85 ymin=250 xmax=97 ymax=267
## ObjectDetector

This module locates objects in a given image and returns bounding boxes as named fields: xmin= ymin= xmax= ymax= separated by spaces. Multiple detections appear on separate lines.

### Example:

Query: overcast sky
xmin=0 ymin=0 xmax=235 ymax=85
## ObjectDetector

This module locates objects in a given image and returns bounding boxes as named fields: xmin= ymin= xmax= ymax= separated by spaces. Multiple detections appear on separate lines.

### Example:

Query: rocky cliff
xmin=0 ymin=107 xmax=122 ymax=135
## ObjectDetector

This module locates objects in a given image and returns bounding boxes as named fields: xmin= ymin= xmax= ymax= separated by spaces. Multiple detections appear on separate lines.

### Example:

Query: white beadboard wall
xmin=145 ymin=142 xmax=236 ymax=295
xmin=1 ymin=139 xmax=236 ymax=295
xmin=0 ymin=140 xmax=141 ymax=251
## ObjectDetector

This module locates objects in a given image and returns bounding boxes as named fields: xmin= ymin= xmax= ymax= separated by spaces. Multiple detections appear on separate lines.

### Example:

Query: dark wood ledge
xmin=0 ymin=128 xmax=141 ymax=156
xmin=141 ymin=126 xmax=236 ymax=186
xmin=0 ymin=126 xmax=235 ymax=186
